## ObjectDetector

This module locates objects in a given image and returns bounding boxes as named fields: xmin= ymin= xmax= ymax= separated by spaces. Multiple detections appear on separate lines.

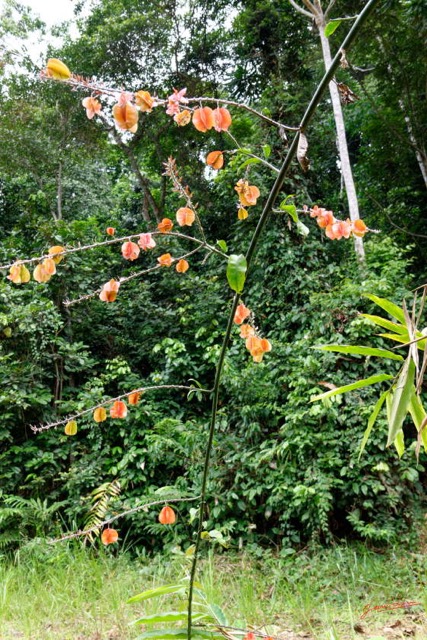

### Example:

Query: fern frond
xmin=84 ymin=480 xmax=121 ymax=542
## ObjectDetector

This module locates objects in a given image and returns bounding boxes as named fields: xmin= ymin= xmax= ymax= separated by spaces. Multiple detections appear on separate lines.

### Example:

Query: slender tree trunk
xmin=316 ymin=14 xmax=365 ymax=260
xmin=399 ymin=101 xmax=427 ymax=189
xmin=289 ymin=0 xmax=365 ymax=261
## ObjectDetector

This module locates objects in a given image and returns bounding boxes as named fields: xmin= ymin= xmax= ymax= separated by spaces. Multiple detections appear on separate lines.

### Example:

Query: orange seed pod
xmin=158 ymin=505 xmax=176 ymax=524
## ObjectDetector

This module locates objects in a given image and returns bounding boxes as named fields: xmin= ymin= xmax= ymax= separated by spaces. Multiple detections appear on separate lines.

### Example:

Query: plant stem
xmin=187 ymin=1 xmax=380 ymax=636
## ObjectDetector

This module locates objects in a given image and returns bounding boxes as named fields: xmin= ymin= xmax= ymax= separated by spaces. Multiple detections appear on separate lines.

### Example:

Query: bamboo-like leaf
xmin=133 ymin=612 xmax=207 ymax=625
xmin=137 ymin=630 xmax=223 ymax=640
xmin=378 ymin=333 xmax=413 ymax=345
xmin=226 ymin=254 xmax=247 ymax=293
xmin=394 ymin=430 xmax=405 ymax=457
xmin=364 ymin=295 xmax=406 ymax=324
xmin=358 ymin=390 xmax=390 ymax=459
xmin=316 ymin=344 xmax=403 ymax=361
xmin=361 ymin=314 xmax=407 ymax=334
xmin=127 ymin=584 xmax=186 ymax=604
xmin=386 ymin=357 xmax=415 ymax=447
xmin=311 ymin=374 xmax=393 ymax=402
xmin=408 ymin=392 xmax=427 ymax=451
xmin=207 ymin=604 xmax=228 ymax=626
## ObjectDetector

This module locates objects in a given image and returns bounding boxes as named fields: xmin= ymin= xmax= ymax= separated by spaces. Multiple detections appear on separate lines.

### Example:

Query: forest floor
xmin=0 ymin=542 xmax=426 ymax=640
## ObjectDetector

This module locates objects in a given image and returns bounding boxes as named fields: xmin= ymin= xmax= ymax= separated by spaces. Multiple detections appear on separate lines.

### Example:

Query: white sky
xmin=22 ymin=0 xmax=78 ymax=27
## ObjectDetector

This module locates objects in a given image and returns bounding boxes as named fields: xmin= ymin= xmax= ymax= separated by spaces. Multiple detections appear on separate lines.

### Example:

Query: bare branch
xmin=288 ymin=0 xmax=314 ymax=19
xmin=31 ymin=383 xmax=212 ymax=433
xmin=0 ymin=230 xmax=225 ymax=271
xmin=64 ymin=244 xmax=205 ymax=306
xmin=49 ymin=495 xmax=202 ymax=543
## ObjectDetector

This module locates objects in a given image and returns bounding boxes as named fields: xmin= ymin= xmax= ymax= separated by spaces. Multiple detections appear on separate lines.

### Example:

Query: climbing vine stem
xmin=186 ymin=0 xmax=381 ymax=637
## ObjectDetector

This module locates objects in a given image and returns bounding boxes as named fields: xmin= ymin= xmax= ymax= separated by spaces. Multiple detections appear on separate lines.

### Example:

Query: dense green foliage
xmin=0 ymin=0 xmax=426 ymax=554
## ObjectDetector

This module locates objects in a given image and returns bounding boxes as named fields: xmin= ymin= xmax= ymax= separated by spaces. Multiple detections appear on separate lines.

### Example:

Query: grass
xmin=0 ymin=541 xmax=427 ymax=639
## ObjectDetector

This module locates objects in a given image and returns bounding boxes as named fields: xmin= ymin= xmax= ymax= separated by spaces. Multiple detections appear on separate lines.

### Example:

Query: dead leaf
xmin=297 ymin=133 xmax=310 ymax=172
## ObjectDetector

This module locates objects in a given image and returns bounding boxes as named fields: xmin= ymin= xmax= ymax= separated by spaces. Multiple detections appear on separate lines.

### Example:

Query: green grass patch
xmin=0 ymin=543 xmax=427 ymax=639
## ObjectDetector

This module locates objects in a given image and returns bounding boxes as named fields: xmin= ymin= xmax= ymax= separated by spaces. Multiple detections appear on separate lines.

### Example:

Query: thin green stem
xmin=187 ymin=292 xmax=239 ymax=637
xmin=187 ymin=1 xmax=381 ymax=637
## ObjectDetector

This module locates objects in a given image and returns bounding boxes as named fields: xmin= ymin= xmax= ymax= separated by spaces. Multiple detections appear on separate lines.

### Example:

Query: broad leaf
xmin=311 ymin=374 xmax=393 ymax=402
xmin=216 ymin=240 xmax=228 ymax=253
xmin=364 ymin=295 xmax=406 ymax=324
xmin=127 ymin=584 xmax=186 ymax=604
xmin=359 ymin=390 xmax=390 ymax=459
xmin=296 ymin=220 xmax=310 ymax=237
xmin=262 ymin=144 xmax=271 ymax=158
xmin=316 ymin=344 xmax=403 ymax=361
xmin=226 ymin=254 xmax=247 ymax=293
xmin=280 ymin=204 xmax=298 ymax=223
xmin=386 ymin=357 xmax=415 ymax=446
xmin=325 ymin=19 xmax=342 ymax=37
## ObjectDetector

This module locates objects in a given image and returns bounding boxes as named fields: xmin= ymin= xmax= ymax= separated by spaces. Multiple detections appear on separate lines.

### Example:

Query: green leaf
xmin=394 ymin=430 xmax=405 ymax=457
xmin=137 ymin=630 xmax=223 ymax=640
xmin=134 ymin=612 xmax=207 ymax=625
xmin=239 ymin=157 xmax=261 ymax=169
xmin=377 ymin=333 xmax=411 ymax=345
xmin=311 ymin=374 xmax=393 ymax=402
xmin=361 ymin=314 xmax=407 ymax=334
xmin=325 ymin=19 xmax=342 ymax=37
xmin=127 ymin=584 xmax=186 ymax=604
xmin=262 ymin=144 xmax=271 ymax=158
xmin=216 ymin=240 xmax=228 ymax=253
xmin=280 ymin=204 xmax=298 ymax=223
xmin=408 ymin=392 xmax=427 ymax=451
xmin=207 ymin=604 xmax=228 ymax=626
xmin=364 ymin=295 xmax=406 ymax=324
xmin=226 ymin=254 xmax=247 ymax=293
xmin=316 ymin=344 xmax=404 ymax=361
xmin=387 ymin=357 xmax=415 ymax=447
xmin=359 ymin=390 xmax=389 ymax=459
xmin=296 ymin=220 xmax=310 ymax=237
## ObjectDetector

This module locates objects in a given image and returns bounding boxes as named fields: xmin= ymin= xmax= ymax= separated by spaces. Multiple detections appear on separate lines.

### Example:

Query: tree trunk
xmin=316 ymin=14 xmax=365 ymax=261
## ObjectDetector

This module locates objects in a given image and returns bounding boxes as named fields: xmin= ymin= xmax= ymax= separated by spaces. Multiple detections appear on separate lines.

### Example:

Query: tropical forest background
xmin=1 ymin=0 xmax=427 ymax=560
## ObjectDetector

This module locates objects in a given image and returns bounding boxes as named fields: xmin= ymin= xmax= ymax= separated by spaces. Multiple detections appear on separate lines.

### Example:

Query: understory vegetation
xmin=0 ymin=1 xmax=427 ymax=637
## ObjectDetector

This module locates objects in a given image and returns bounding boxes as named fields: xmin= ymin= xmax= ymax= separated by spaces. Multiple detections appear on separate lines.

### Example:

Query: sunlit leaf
xmin=394 ymin=430 xmax=405 ymax=457
xmin=136 ymin=630 xmax=223 ymax=640
xmin=361 ymin=314 xmax=407 ymax=334
xmin=359 ymin=390 xmax=389 ymax=459
xmin=316 ymin=344 xmax=404 ymax=361
xmin=133 ymin=612 xmax=207 ymax=625
xmin=311 ymin=374 xmax=393 ymax=402
xmin=387 ymin=357 xmax=415 ymax=447
xmin=408 ymin=392 xmax=427 ymax=451
xmin=127 ymin=584 xmax=186 ymax=604
xmin=262 ymin=144 xmax=271 ymax=158
xmin=226 ymin=254 xmax=247 ymax=293
xmin=364 ymin=295 xmax=406 ymax=324
xmin=325 ymin=20 xmax=342 ymax=37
